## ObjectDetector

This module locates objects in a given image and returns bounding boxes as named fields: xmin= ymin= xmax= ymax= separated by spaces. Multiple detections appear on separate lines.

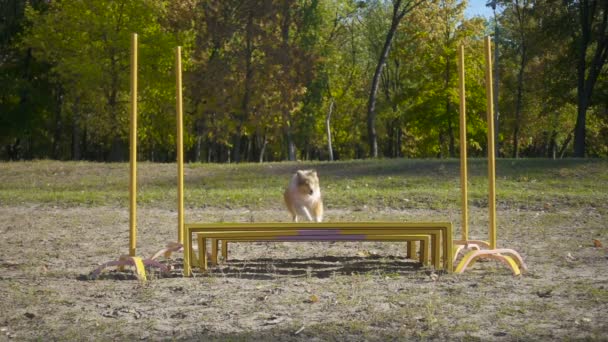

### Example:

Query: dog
xmin=283 ymin=169 xmax=323 ymax=222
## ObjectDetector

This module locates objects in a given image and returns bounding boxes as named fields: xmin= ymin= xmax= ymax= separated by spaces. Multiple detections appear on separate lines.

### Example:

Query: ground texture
xmin=0 ymin=160 xmax=607 ymax=341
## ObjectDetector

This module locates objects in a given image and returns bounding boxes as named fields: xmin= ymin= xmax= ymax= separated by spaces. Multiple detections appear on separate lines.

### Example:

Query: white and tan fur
xmin=284 ymin=170 xmax=323 ymax=222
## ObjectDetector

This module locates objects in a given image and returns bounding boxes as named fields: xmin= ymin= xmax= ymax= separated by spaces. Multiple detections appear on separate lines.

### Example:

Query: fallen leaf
xmin=566 ymin=253 xmax=576 ymax=262
xmin=357 ymin=250 xmax=370 ymax=257
xmin=305 ymin=294 xmax=319 ymax=303
xmin=593 ymin=239 xmax=603 ymax=248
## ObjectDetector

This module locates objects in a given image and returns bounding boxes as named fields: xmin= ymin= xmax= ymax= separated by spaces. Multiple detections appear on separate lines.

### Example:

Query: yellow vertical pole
xmin=176 ymin=46 xmax=185 ymax=244
xmin=484 ymin=36 xmax=497 ymax=250
xmin=129 ymin=33 xmax=138 ymax=257
xmin=458 ymin=44 xmax=468 ymax=241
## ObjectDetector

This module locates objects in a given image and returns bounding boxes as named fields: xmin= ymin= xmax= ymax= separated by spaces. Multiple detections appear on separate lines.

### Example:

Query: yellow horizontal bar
xmin=186 ymin=221 xmax=451 ymax=229
xmin=213 ymin=235 xmax=435 ymax=267
xmin=199 ymin=234 xmax=436 ymax=271
xmin=196 ymin=231 xmax=442 ymax=271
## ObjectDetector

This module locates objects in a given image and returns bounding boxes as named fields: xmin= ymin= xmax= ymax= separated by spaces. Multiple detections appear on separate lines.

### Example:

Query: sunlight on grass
xmin=0 ymin=159 xmax=606 ymax=211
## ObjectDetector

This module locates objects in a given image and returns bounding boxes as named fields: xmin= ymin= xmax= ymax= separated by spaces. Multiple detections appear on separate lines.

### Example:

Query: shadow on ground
xmin=81 ymin=255 xmax=426 ymax=281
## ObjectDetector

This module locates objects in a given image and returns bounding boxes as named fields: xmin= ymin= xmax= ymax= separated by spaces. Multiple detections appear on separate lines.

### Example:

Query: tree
xmin=24 ymin=0 xmax=181 ymax=161
xmin=0 ymin=0 xmax=55 ymax=160
xmin=497 ymin=0 xmax=535 ymax=158
xmin=571 ymin=0 xmax=608 ymax=157
xmin=365 ymin=0 xmax=422 ymax=158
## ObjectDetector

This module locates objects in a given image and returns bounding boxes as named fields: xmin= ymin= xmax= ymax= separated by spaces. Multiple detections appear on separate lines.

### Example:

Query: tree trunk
xmin=71 ymin=96 xmax=81 ymax=160
xmin=444 ymin=53 xmax=455 ymax=157
xmin=258 ymin=134 xmax=268 ymax=163
xmin=438 ymin=130 xmax=445 ymax=158
xmin=548 ymin=130 xmax=558 ymax=159
xmin=257 ymin=131 xmax=268 ymax=163
xmin=259 ymin=140 xmax=267 ymax=163
xmin=366 ymin=0 xmax=420 ymax=158
xmin=281 ymin=0 xmax=296 ymax=161
xmin=234 ymin=10 xmax=255 ymax=163
xmin=493 ymin=17 xmax=500 ymax=158
xmin=195 ymin=135 xmax=202 ymax=162
xmin=396 ymin=125 xmax=402 ymax=158
xmin=366 ymin=26 xmax=393 ymax=158
xmin=82 ymin=124 xmax=88 ymax=160
xmin=285 ymin=125 xmax=296 ymax=161
xmin=559 ymin=130 xmax=574 ymax=158
xmin=447 ymin=115 xmax=455 ymax=158
xmin=52 ymin=88 xmax=63 ymax=159
xmin=573 ymin=0 xmax=608 ymax=157
xmin=108 ymin=51 xmax=123 ymax=161
xmin=512 ymin=45 xmax=526 ymax=158
xmin=326 ymin=98 xmax=334 ymax=161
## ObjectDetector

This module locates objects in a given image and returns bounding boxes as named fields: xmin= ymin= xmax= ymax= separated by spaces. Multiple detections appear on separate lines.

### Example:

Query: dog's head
xmin=296 ymin=170 xmax=320 ymax=196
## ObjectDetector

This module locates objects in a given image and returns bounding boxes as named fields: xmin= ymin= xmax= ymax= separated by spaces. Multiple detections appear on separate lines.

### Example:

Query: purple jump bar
xmin=277 ymin=230 xmax=366 ymax=241
xmin=277 ymin=235 xmax=367 ymax=241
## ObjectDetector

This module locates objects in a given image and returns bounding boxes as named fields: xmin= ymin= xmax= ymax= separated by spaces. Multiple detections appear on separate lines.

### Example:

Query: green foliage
xmin=19 ymin=0 xmax=186 ymax=161
xmin=1 ymin=0 xmax=606 ymax=160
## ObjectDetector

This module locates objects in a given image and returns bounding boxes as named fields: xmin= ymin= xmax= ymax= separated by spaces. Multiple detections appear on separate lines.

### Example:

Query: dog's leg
xmin=300 ymin=207 xmax=314 ymax=222
xmin=312 ymin=201 xmax=323 ymax=222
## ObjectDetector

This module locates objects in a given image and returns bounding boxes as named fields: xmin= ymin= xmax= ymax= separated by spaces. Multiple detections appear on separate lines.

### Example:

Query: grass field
xmin=0 ymin=159 xmax=607 ymax=340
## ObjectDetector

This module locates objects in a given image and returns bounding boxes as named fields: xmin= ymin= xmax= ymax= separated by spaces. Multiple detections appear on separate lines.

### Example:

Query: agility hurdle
xmin=183 ymin=223 xmax=453 ymax=276
xmin=139 ymin=36 xmax=523 ymax=278
xmin=92 ymin=34 xmax=526 ymax=279
xmin=453 ymin=38 xmax=527 ymax=275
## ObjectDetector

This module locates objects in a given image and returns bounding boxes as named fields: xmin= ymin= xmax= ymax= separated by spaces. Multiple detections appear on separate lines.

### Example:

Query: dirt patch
xmin=0 ymin=205 xmax=607 ymax=341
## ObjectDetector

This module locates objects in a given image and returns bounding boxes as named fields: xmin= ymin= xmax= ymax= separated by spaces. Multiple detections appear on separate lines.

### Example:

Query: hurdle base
xmin=150 ymin=241 xmax=184 ymax=260
xmin=454 ymin=248 xmax=527 ymax=276
xmin=150 ymin=240 xmax=206 ymax=268
xmin=90 ymin=255 xmax=169 ymax=281
xmin=453 ymin=239 xmax=490 ymax=262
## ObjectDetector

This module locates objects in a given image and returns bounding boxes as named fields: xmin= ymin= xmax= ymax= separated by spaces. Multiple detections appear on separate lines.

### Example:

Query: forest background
xmin=1 ymin=0 xmax=607 ymax=162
